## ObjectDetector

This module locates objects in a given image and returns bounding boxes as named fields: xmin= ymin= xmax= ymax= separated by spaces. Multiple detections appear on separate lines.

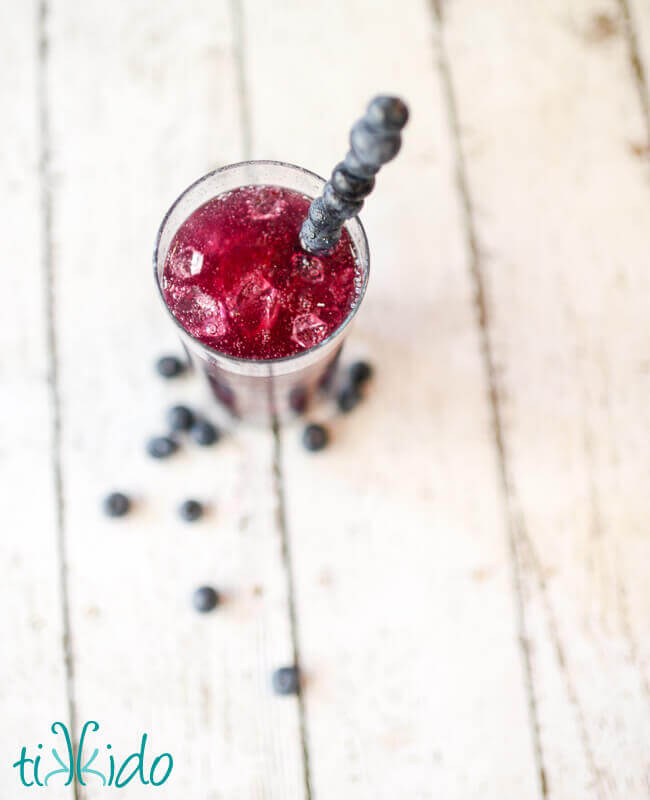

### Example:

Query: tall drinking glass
xmin=153 ymin=161 xmax=370 ymax=424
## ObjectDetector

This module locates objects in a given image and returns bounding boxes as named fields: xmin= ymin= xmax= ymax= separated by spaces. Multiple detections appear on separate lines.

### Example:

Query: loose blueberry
xmin=336 ymin=384 xmax=361 ymax=414
xmin=102 ymin=492 xmax=131 ymax=518
xmin=272 ymin=666 xmax=300 ymax=696
xmin=167 ymin=405 xmax=195 ymax=432
xmin=192 ymin=586 xmax=219 ymax=613
xmin=179 ymin=499 xmax=204 ymax=522
xmin=190 ymin=420 xmax=220 ymax=447
xmin=146 ymin=436 xmax=178 ymax=459
xmin=349 ymin=360 xmax=373 ymax=386
xmin=302 ymin=423 xmax=329 ymax=452
xmin=289 ymin=386 xmax=308 ymax=414
xmin=155 ymin=355 xmax=185 ymax=379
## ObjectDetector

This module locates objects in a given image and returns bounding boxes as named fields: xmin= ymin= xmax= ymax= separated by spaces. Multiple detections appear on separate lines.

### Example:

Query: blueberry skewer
xmin=300 ymin=96 xmax=409 ymax=256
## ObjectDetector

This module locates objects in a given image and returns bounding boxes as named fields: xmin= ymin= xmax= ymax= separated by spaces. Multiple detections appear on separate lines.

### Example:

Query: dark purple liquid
xmin=162 ymin=185 xmax=361 ymax=360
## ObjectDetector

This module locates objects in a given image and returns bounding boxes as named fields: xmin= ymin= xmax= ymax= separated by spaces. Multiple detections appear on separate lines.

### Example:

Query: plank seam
xmin=517 ymin=525 xmax=607 ymax=800
xmin=617 ymin=0 xmax=650 ymax=145
xmin=614 ymin=0 xmax=650 ymax=705
xmin=428 ymin=3 xmax=549 ymax=797
xmin=37 ymin=3 xmax=79 ymax=799
xmin=230 ymin=0 xmax=253 ymax=162
xmin=271 ymin=417 xmax=314 ymax=800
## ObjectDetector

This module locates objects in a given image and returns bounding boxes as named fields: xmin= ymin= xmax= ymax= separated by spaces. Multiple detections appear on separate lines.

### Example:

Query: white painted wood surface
xmin=243 ymin=0 xmax=540 ymax=797
xmin=0 ymin=2 xmax=73 ymax=798
xmin=442 ymin=0 xmax=650 ymax=797
xmin=2 ymin=0 xmax=649 ymax=798
xmin=45 ymin=0 xmax=303 ymax=797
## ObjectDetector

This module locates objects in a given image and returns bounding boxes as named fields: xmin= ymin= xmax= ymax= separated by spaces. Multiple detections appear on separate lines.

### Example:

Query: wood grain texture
xmin=441 ymin=0 xmax=650 ymax=796
xmin=4 ymin=0 xmax=649 ymax=797
xmin=243 ymin=0 xmax=541 ymax=797
xmin=45 ymin=0 xmax=305 ymax=796
xmin=0 ymin=2 xmax=73 ymax=797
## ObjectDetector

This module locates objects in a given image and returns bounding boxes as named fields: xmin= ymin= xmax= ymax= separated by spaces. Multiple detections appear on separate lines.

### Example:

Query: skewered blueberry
xmin=306 ymin=197 xmax=331 ymax=227
xmin=179 ymin=499 xmax=204 ymax=522
xmin=155 ymin=355 xmax=185 ymax=378
xmin=167 ymin=405 xmax=195 ymax=432
xmin=302 ymin=423 xmax=329 ymax=452
xmin=330 ymin=163 xmax=375 ymax=201
xmin=349 ymin=360 xmax=373 ymax=386
xmin=146 ymin=436 xmax=178 ymax=459
xmin=190 ymin=420 xmax=220 ymax=446
xmin=342 ymin=149 xmax=377 ymax=179
xmin=322 ymin=183 xmax=363 ymax=218
xmin=350 ymin=120 xmax=401 ymax=167
xmin=300 ymin=95 xmax=409 ymax=255
xmin=365 ymin=95 xmax=409 ymax=130
xmin=300 ymin=220 xmax=341 ymax=254
xmin=272 ymin=666 xmax=300 ymax=696
xmin=192 ymin=586 xmax=219 ymax=613
xmin=102 ymin=492 xmax=131 ymax=518
xmin=336 ymin=384 xmax=361 ymax=414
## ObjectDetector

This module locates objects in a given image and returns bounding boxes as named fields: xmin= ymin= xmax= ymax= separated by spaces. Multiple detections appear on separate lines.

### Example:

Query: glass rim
xmin=153 ymin=159 xmax=371 ymax=367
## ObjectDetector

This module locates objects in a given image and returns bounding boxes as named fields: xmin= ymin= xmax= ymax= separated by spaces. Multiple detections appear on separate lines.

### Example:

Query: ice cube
xmin=174 ymin=286 xmax=229 ymax=337
xmin=226 ymin=269 xmax=280 ymax=331
xmin=291 ymin=252 xmax=324 ymax=282
xmin=292 ymin=313 xmax=328 ymax=348
xmin=199 ymin=233 xmax=225 ymax=259
xmin=226 ymin=270 xmax=272 ymax=313
xmin=248 ymin=191 xmax=287 ymax=220
xmin=190 ymin=249 xmax=204 ymax=275
xmin=258 ymin=287 xmax=281 ymax=330
xmin=166 ymin=243 xmax=195 ymax=280
xmin=200 ymin=300 xmax=228 ymax=337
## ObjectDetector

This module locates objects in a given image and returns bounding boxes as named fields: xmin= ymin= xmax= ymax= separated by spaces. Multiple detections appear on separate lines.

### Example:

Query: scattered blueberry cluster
xmin=300 ymin=359 xmax=373 ymax=451
xmin=101 ymin=351 xmax=374 ymax=696
xmin=147 ymin=400 xmax=220 ymax=461
xmin=336 ymin=360 xmax=373 ymax=414
xmin=300 ymin=96 xmax=409 ymax=255
xmin=103 ymin=357 xmax=219 ymax=525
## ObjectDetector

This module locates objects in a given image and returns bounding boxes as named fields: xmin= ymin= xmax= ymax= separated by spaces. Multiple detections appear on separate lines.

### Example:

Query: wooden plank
xmin=441 ymin=0 xmax=650 ymax=796
xmin=0 ymin=2 xmax=74 ymax=797
xmin=47 ymin=0 xmax=305 ymax=796
xmin=242 ymin=0 xmax=541 ymax=797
